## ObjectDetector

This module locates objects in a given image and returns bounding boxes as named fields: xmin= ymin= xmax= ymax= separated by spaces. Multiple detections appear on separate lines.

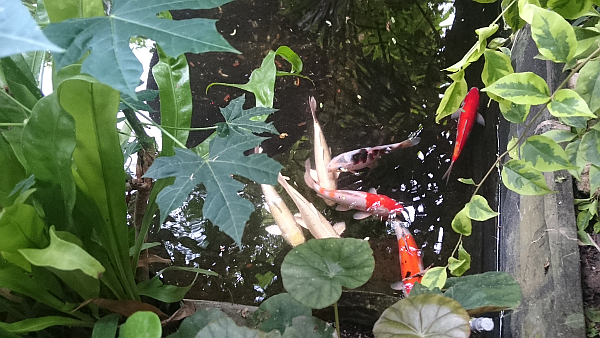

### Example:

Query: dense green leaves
xmin=144 ymin=96 xmax=282 ymax=245
xmin=575 ymin=58 xmax=600 ymax=114
xmin=444 ymin=272 xmax=521 ymax=315
xmin=502 ymin=159 xmax=554 ymax=195
xmin=482 ymin=72 xmax=550 ymax=105
xmin=580 ymin=129 xmax=600 ymax=167
xmin=0 ymin=203 xmax=47 ymax=254
xmin=0 ymin=316 xmax=89 ymax=334
xmin=435 ymin=70 xmax=468 ymax=122
xmin=280 ymin=238 xmax=374 ymax=309
xmin=373 ymin=294 xmax=470 ymax=338
xmin=0 ymin=0 xmax=64 ymax=58
xmin=530 ymin=6 xmax=577 ymax=63
xmin=521 ymin=135 xmax=577 ymax=171
xmin=44 ymin=0 xmax=238 ymax=97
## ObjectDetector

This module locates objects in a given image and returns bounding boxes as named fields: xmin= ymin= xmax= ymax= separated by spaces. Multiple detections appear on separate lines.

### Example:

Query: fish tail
xmin=442 ymin=161 xmax=455 ymax=184
xmin=304 ymin=159 xmax=318 ymax=190
xmin=309 ymin=96 xmax=318 ymax=120
xmin=394 ymin=137 xmax=421 ymax=149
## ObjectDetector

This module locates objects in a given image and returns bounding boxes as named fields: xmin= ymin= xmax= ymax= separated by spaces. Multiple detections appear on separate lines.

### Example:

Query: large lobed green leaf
xmin=502 ymin=159 xmax=554 ymax=195
xmin=144 ymin=96 xmax=281 ymax=245
xmin=529 ymin=6 xmax=577 ymax=63
xmin=0 ymin=0 xmax=64 ymax=58
xmin=280 ymin=238 xmax=375 ymax=309
xmin=44 ymin=0 xmax=239 ymax=98
xmin=482 ymin=72 xmax=550 ymax=105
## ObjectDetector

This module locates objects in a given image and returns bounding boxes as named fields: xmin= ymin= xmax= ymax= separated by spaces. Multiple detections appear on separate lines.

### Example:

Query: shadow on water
xmin=146 ymin=0 xmax=500 ymax=331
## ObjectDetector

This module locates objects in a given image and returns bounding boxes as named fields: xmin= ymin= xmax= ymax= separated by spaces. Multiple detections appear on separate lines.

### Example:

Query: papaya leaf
xmin=451 ymin=208 xmax=472 ymax=236
xmin=421 ymin=266 xmax=447 ymax=290
xmin=448 ymin=244 xmax=471 ymax=277
xmin=0 ymin=0 xmax=64 ymax=58
xmin=499 ymin=101 xmax=530 ymax=123
xmin=502 ymin=159 xmax=554 ymax=195
xmin=548 ymin=89 xmax=595 ymax=118
xmin=143 ymin=96 xmax=281 ymax=245
xmin=435 ymin=70 xmax=468 ymax=123
xmin=373 ymin=294 xmax=470 ymax=338
xmin=541 ymin=129 xmax=577 ymax=144
xmin=482 ymin=72 xmax=550 ymax=105
xmin=280 ymin=238 xmax=374 ymax=309
xmin=548 ymin=0 xmax=593 ymax=19
xmin=465 ymin=195 xmax=498 ymax=221
xmin=520 ymin=135 xmax=577 ymax=171
xmin=445 ymin=24 xmax=498 ymax=72
xmin=0 ymin=316 xmax=90 ymax=334
xmin=575 ymin=58 xmax=600 ymax=113
xmin=43 ymin=0 xmax=238 ymax=98
xmin=482 ymin=49 xmax=514 ymax=87
xmin=502 ymin=0 xmax=525 ymax=31
xmin=251 ymin=293 xmax=311 ymax=334
xmin=530 ymin=6 xmax=577 ymax=63
xmin=119 ymin=312 xmax=161 ymax=338
xmin=443 ymin=271 xmax=521 ymax=315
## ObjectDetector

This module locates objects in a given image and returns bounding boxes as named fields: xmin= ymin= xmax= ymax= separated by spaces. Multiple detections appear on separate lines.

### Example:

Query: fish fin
xmin=368 ymin=187 xmax=378 ymax=194
xmin=390 ymin=281 xmax=405 ymax=291
xmin=441 ymin=161 xmax=455 ymax=185
xmin=264 ymin=225 xmax=282 ymax=236
xmin=294 ymin=214 xmax=308 ymax=229
xmin=333 ymin=222 xmax=346 ymax=235
xmin=450 ymin=108 xmax=464 ymax=119
xmin=477 ymin=113 xmax=486 ymax=126
xmin=335 ymin=205 xmax=352 ymax=212
xmin=353 ymin=211 xmax=372 ymax=220
xmin=397 ymin=137 xmax=421 ymax=149
xmin=310 ymin=168 xmax=319 ymax=183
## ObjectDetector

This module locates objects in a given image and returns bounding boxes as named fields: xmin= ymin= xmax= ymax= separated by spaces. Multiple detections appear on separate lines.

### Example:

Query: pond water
xmin=146 ymin=0 xmax=500 ymax=330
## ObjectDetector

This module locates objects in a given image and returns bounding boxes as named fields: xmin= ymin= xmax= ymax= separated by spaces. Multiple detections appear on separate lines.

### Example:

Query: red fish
xmin=304 ymin=160 xmax=404 ymax=220
xmin=442 ymin=87 xmax=485 ymax=183
xmin=392 ymin=225 xmax=423 ymax=294
xmin=327 ymin=137 xmax=421 ymax=173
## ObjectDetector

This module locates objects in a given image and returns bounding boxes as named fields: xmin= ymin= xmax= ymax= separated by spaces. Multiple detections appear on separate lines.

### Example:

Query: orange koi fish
xmin=327 ymin=137 xmax=421 ymax=173
xmin=442 ymin=87 xmax=485 ymax=183
xmin=304 ymin=159 xmax=404 ymax=220
xmin=393 ymin=225 xmax=423 ymax=294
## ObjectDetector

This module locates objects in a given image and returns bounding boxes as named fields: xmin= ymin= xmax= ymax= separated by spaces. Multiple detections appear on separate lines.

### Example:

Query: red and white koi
xmin=304 ymin=159 xmax=404 ymax=220
xmin=442 ymin=87 xmax=485 ymax=184
xmin=390 ymin=223 xmax=423 ymax=295
xmin=327 ymin=137 xmax=421 ymax=173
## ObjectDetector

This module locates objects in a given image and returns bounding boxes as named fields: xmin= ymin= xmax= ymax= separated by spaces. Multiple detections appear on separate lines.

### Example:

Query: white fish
xmin=310 ymin=96 xmax=338 ymax=206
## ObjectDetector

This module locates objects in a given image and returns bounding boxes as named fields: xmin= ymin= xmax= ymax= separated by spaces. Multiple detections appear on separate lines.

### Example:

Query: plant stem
xmin=139 ymin=123 xmax=217 ymax=131
xmin=136 ymin=111 xmax=187 ymax=149
xmin=0 ymin=123 xmax=25 ymax=127
xmin=334 ymin=301 xmax=341 ymax=338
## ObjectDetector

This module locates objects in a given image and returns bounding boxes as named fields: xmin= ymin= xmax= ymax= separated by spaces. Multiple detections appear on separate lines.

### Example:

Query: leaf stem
xmin=139 ymin=123 xmax=217 ymax=131
xmin=0 ymin=123 xmax=25 ymax=127
xmin=121 ymin=100 xmax=187 ymax=150
xmin=334 ymin=301 xmax=341 ymax=338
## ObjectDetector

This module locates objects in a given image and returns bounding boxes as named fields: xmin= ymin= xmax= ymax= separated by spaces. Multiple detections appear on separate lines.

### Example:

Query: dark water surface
xmin=146 ymin=0 xmax=500 ymax=329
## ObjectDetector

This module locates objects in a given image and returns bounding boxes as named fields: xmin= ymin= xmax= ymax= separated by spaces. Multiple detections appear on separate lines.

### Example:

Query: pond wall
xmin=498 ymin=26 xmax=585 ymax=337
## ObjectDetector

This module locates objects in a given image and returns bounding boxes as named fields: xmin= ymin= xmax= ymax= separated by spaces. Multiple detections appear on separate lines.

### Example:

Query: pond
xmin=145 ymin=0 xmax=501 ymax=332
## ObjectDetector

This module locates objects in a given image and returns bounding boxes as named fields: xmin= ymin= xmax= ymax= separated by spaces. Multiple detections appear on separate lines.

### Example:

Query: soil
xmin=581 ymin=235 xmax=600 ymax=333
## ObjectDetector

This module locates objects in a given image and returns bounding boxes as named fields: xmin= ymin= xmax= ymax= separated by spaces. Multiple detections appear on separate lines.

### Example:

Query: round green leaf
xmin=281 ymin=238 xmax=374 ymax=309
xmin=465 ymin=195 xmax=499 ymax=221
xmin=530 ymin=6 xmax=577 ymax=63
xmin=373 ymin=294 xmax=470 ymax=338
xmin=421 ymin=267 xmax=447 ymax=290
xmin=549 ymin=89 xmax=595 ymax=118
xmin=119 ymin=311 xmax=161 ymax=338
xmin=451 ymin=209 xmax=472 ymax=236
xmin=520 ymin=135 xmax=577 ymax=171
xmin=253 ymin=293 xmax=311 ymax=334
xmin=502 ymin=159 xmax=554 ymax=195
xmin=482 ymin=72 xmax=550 ymax=105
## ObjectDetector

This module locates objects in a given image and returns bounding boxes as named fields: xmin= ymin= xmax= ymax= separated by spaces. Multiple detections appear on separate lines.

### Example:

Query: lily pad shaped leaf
xmin=144 ymin=96 xmax=282 ymax=246
xmin=43 ymin=0 xmax=239 ymax=97
xmin=119 ymin=311 xmax=161 ymax=338
xmin=373 ymin=294 xmax=470 ymax=338
xmin=281 ymin=238 xmax=375 ymax=309
xmin=0 ymin=0 xmax=64 ymax=58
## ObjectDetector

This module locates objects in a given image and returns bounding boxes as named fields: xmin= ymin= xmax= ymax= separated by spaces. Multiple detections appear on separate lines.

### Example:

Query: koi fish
xmin=309 ymin=96 xmax=338 ymax=206
xmin=391 ymin=224 xmax=423 ymax=294
xmin=442 ymin=87 xmax=485 ymax=184
xmin=304 ymin=159 xmax=404 ymax=220
xmin=327 ymin=137 xmax=421 ymax=173
xmin=261 ymin=182 xmax=306 ymax=247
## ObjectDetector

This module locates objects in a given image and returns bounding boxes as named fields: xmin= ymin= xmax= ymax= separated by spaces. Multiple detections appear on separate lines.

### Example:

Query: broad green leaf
xmin=421 ymin=267 xmax=447 ymax=290
xmin=574 ymin=27 xmax=600 ymax=57
xmin=281 ymin=316 xmax=336 ymax=338
xmin=548 ymin=0 xmax=593 ymax=19
xmin=0 ymin=203 xmax=48 ymax=252
xmin=465 ymin=195 xmax=499 ymax=221
xmin=22 ymin=94 xmax=76 ymax=227
xmin=195 ymin=316 xmax=268 ymax=338
xmin=451 ymin=208 xmax=472 ymax=236
xmin=2 ymin=56 xmax=42 ymax=109
xmin=575 ymin=58 xmax=600 ymax=113
xmin=520 ymin=135 xmax=577 ymax=171
xmin=167 ymin=308 xmax=229 ymax=338
xmin=503 ymin=0 xmax=525 ymax=31
xmin=215 ymin=96 xmax=278 ymax=136
xmin=499 ymin=101 xmax=531 ymax=123
xmin=519 ymin=1 xmax=541 ymax=24
xmin=482 ymin=72 xmax=550 ymax=105
xmin=50 ymin=264 xmax=100 ymax=300
xmin=137 ymin=274 xmax=192 ymax=303
xmin=448 ymin=245 xmax=471 ymax=277
xmin=548 ymin=89 xmax=595 ymax=118
xmin=530 ymin=6 xmax=577 ymax=63
xmin=578 ymin=209 xmax=593 ymax=231
xmin=0 ymin=316 xmax=89 ymax=333
xmin=154 ymin=45 xmax=193 ymax=156
xmin=457 ymin=178 xmax=476 ymax=185
xmin=0 ymin=0 xmax=64 ymax=58
xmin=144 ymin=97 xmax=281 ymax=245
xmin=435 ymin=70 xmax=468 ymax=123
xmin=43 ymin=0 xmax=104 ymax=23
xmin=407 ymin=282 xmax=444 ymax=297
xmin=565 ymin=139 xmax=585 ymax=180
xmin=280 ymin=238 xmax=375 ymax=309
xmin=445 ymin=24 xmax=498 ymax=72
xmin=541 ymin=129 xmax=577 ymax=144
xmin=507 ymin=136 xmax=520 ymax=159
xmin=373 ymin=294 xmax=470 ymax=338
xmin=44 ymin=0 xmax=238 ymax=98
xmin=92 ymin=314 xmax=120 ymax=338
xmin=251 ymin=293 xmax=311 ymax=334
xmin=0 ymin=135 xmax=26 ymax=207
xmin=0 ymin=90 xmax=29 ymax=124
xmin=502 ymin=159 xmax=554 ymax=195
xmin=119 ymin=311 xmax=161 ymax=338
xmin=119 ymin=90 xmax=159 ymax=112
xmin=579 ymin=129 xmax=600 ymax=167
xmin=274 ymin=46 xmax=303 ymax=73
xmin=482 ymin=49 xmax=514 ymax=87
xmin=19 ymin=227 xmax=105 ymax=279
xmin=590 ymin=164 xmax=600 ymax=197
xmin=443 ymin=271 xmax=521 ymax=315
